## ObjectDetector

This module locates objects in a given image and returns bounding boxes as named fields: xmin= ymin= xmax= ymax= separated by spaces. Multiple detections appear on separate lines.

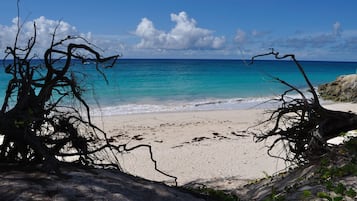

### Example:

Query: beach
xmin=92 ymin=102 xmax=357 ymax=189
xmin=1 ymin=58 xmax=356 ymax=199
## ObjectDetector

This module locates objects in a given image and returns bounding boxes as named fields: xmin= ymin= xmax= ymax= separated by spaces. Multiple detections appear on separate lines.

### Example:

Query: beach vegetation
xmin=302 ymin=189 xmax=312 ymax=199
xmin=183 ymin=186 xmax=239 ymax=201
xmin=345 ymin=136 xmax=357 ymax=153
xmin=242 ymin=140 xmax=357 ymax=200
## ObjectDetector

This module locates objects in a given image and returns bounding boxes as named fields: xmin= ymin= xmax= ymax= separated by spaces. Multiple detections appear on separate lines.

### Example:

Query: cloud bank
xmin=134 ymin=12 xmax=225 ymax=50
xmin=0 ymin=16 xmax=124 ymax=58
xmin=0 ymin=17 xmax=80 ymax=54
xmin=0 ymin=14 xmax=357 ymax=60
xmin=233 ymin=21 xmax=357 ymax=60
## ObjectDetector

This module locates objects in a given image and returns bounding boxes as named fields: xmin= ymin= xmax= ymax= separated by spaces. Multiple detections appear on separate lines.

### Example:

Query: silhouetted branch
xmin=0 ymin=7 xmax=177 ymax=185
xmin=249 ymin=49 xmax=357 ymax=164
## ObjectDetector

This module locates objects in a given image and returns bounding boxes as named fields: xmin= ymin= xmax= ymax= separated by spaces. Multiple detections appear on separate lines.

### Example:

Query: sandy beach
xmin=0 ymin=102 xmax=355 ymax=200
xmin=92 ymin=102 xmax=357 ymax=189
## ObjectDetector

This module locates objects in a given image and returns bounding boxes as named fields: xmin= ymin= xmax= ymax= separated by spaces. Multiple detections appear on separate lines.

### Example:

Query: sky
xmin=1 ymin=0 xmax=357 ymax=61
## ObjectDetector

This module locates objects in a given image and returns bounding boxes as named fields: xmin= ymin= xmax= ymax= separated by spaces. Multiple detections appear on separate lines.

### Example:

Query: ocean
xmin=1 ymin=59 xmax=356 ymax=115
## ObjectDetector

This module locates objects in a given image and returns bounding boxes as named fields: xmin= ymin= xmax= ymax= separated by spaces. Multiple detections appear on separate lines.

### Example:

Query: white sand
xmin=92 ymin=102 xmax=357 ymax=188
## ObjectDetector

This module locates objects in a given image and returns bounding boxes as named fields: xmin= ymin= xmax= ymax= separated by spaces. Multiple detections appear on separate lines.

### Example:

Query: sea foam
xmin=89 ymin=96 xmax=279 ymax=116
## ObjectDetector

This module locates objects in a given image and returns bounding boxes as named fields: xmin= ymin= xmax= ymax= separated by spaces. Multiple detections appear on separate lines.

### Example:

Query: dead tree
xmin=0 ymin=18 xmax=119 ymax=170
xmin=0 ymin=15 xmax=177 ymax=184
xmin=250 ymin=49 xmax=357 ymax=164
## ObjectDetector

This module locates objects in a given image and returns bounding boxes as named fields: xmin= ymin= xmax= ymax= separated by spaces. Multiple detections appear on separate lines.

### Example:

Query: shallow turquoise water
xmin=1 ymin=59 xmax=356 ymax=115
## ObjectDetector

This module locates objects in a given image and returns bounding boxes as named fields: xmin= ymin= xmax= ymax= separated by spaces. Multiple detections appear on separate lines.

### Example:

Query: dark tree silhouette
xmin=0 ymin=10 xmax=177 ymax=184
xmin=250 ymin=50 xmax=357 ymax=164
xmin=0 ymin=17 xmax=119 ymax=171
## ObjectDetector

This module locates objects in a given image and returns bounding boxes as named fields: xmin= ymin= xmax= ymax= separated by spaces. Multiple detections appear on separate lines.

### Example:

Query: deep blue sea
xmin=1 ymin=59 xmax=356 ymax=115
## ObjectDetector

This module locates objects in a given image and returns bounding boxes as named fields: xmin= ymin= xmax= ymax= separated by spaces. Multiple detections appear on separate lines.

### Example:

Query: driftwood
xmin=250 ymin=50 xmax=357 ymax=164
xmin=0 ymin=21 xmax=117 ymax=170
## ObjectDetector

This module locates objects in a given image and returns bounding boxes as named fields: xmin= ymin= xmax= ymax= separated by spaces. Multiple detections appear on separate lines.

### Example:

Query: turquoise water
xmin=1 ymin=59 xmax=356 ymax=115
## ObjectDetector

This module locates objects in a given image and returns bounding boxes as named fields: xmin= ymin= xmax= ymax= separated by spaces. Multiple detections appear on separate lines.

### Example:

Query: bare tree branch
xmin=249 ymin=49 xmax=357 ymax=164
xmin=0 ymin=6 xmax=177 ymax=185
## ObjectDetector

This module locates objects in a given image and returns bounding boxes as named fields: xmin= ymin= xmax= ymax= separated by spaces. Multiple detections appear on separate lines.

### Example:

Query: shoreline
xmin=89 ymin=96 xmax=276 ymax=116
xmin=92 ymin=102 xmax=356 ymax=188
xmin=89 ymin=93 xmax=344 ymax=116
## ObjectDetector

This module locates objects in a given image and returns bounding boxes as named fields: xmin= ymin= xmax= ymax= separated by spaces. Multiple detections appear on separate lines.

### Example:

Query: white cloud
xmin=0 ymin=16 xmax=126 ymax=58
xmin=251 ymin=30 xmax=270 ymax=37
xmin=272 ymin=22 xmax=345 ymax=51
xmin=134 ymin=11 xmax=225 ymax=50
xmin=0 ymin=16 xmax=79 ymax=57
xmin=2 ymin=15 xmax=357 ymax=60
xmin=0 ymin=18 xmax=21 ymax=48
xmin=232 ymin=21 xmax=357 ymax=61
xmin=234 ymin=29 xmax=246 ymax=44
xmin=333 ymin=21 xmax=342 ymax=36
xmin=233 ymin=29 xmax=271 ymax=49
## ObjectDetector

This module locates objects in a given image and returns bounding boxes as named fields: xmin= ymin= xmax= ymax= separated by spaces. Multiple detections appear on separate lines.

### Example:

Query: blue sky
xmin=1 ymin=0 xmax=357 ymax=61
